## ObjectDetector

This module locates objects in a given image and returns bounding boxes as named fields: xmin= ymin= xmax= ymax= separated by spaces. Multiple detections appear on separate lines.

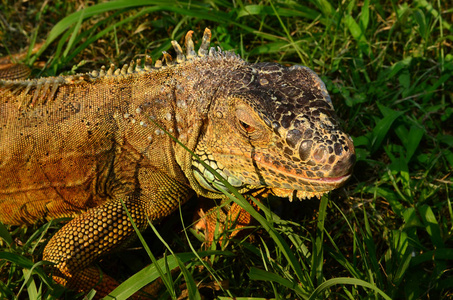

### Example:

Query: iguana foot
xmin=194 ymin=191 xmax=267 ymax=244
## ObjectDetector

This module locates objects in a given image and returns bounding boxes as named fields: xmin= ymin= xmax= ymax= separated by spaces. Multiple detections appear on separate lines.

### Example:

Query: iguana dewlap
xmin=0 ymin=28 xmax=355 ymax=298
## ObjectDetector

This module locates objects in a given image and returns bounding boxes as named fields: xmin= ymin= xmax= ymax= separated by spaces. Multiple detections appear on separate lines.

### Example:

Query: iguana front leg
xmin=43 ymin=169 xmax=193 ymax=298
xmin=43 ymin=196 xmax=148 ymax=297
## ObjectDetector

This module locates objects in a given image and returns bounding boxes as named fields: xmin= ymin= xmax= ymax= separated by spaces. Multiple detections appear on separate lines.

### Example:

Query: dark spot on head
xmin=284 ymin=163 xmax=292 ymax=172
xmin=296 ymin=97 xmax=309 ymax=107
xmin=322 ymin=164 xmax=331 ymax=172
xmin=286 ymin=129 xmax=302 ymax=148
xmin=281 ymin=115 xmax=292 ymax=129
xmin=334 ymin=143 xmax=343 ymax=156
xmin=312 ymin=99 xmax=331 ymax=108
xmin=287 ymin=176 xmax=297 ymax=182
xmin=302 ymin=91 xmax=316 ymax=101
xmin=284 ymin=147 xmax=293 ymax=156
xmin=272 ymin=121 xmax=280 ymax=135
xmin=307 ymin=160 xmax=316 ymax=166
xmin=299 ymin=140 xmax=313 ymax=161
xmin=303 ymin=129 xmax=313 ymax=139
xmin=328 ymin=155 xmax=336 ymax=164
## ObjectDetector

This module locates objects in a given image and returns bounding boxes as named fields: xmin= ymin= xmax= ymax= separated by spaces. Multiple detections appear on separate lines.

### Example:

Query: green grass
xmin=0 ymin=0 xmax=452 ymax=299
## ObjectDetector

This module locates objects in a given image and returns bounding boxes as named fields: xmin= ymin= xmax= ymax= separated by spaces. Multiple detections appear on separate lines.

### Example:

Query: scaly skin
xmin=0 ymin=28 xmax=355 ymax=298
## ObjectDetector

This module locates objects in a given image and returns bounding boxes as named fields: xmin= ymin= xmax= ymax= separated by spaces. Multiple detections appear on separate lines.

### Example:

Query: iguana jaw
xmin=192 ymin=155 xmax=351 ymax=200
xmin=271 ymin=174 xmax=351 ymax=201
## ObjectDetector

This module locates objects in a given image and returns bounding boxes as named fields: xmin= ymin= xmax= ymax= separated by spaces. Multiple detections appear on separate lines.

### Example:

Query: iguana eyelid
xmin=235 ymin=106 xmax=263 ymax=138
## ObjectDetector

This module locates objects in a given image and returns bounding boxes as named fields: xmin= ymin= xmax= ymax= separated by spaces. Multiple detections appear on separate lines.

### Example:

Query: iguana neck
xmin=170 ymin=55 xmax=247 ymax=188
xmin=109 ymin=54 xmax=246 ymax=188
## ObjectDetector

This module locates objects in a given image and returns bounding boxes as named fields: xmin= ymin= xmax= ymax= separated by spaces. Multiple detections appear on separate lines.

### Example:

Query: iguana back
xmin=0 ymin=63 xmax=191 ymax=225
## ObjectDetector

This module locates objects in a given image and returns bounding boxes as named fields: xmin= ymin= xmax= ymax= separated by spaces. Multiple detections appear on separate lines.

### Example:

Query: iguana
xmin=0 ymin=28 xmax=355 ymax=298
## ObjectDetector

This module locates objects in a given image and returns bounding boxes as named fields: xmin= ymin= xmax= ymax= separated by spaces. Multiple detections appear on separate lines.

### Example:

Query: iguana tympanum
xmin=0 ymin=28 xmax=355 ymax=298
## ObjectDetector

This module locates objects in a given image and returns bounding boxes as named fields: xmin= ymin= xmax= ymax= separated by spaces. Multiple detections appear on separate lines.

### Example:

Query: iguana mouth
xmin=192 ymin=154 xmax=351 ymax=200
xmin=249 ymin=158 xmax=352 ymax=192
xmin=192 ymin=146 xmax=353 ymax=196
xmin=210 ymin=147 xmax=353 ymax=189
xmin=270 ymin=174 xmax=351 ymax=201
xmin=297 ymin=174 xmax=351 ymax=184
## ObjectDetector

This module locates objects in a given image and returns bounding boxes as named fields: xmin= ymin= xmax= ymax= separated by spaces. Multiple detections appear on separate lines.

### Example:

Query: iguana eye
xmin=236 ymin=107 xmax=259 ymax=136
xmin=239 ymin=120 xmax=255 ymax=133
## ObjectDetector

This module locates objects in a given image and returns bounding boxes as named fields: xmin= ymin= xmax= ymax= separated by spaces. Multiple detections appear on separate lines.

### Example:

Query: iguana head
xmin=191 ymin=62 xmax=355 ymax=200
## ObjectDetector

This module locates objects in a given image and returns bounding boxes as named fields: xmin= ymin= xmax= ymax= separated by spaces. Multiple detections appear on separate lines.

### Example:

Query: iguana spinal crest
xmin=0 ymin=28 xmax=355 ymax=298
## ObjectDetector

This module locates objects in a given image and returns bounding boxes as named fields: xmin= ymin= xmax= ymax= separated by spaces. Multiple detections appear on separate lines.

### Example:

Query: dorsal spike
xmin=135 ymin=59 xmax=143 ymax=72
xmin=127 ymin=62 xmax=134 ymax=74
xmin=162 ymin=51 xmax=173 ymax=66
xmin=121 ymin=64 xmax=128 ymax=75
xmin=185 ymin=30 xmax=196 ymax=59
xmin=100 ymin=65 xmax=106 ymax=76
xmin=23 ymin=81 xmax=33 ymax=96
xmin=114 ymin=68 xmax=121 ymax=76
xmin=144 ymin=55 xmax=153 ymax=71
xmin=31 ymin=80 xmax=44 ymax=106
xmin=20 ymin=83 xmax=34 ymax=109
xmin=209 ymin=47 xmax=216 ymax=56
xmin=41 ymin=79 xmax=52 ymax=101
xmin=155 ymin=60 xmax=162 ymax=68
xmin=171 ymin=40 xmax=185 ymax=63
xmin=49 ymin=80 xmax=60 ymax=100
xmin=107 ymin=64 xmax=115 ymax=76
xmin=198 ymin=28 xmax=211 ymax=57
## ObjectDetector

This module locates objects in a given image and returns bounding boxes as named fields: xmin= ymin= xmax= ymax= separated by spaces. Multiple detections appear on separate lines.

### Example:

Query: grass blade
xmin=107 ymin=250 xmax=232 ymax=299
xmin=308 ymin=277 xmax=391 ymax=300
xmin=248 ymin=267 xmax=306 ymax=296
xmin=311 ymin=194 xmax=328 ymax=286
xmin=0 ymin=223 xmax=13 ymax=246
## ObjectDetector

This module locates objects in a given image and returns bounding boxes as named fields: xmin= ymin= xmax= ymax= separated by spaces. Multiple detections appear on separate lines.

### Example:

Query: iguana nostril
xmin=299 ymin=140 xmax=313 ymax=161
